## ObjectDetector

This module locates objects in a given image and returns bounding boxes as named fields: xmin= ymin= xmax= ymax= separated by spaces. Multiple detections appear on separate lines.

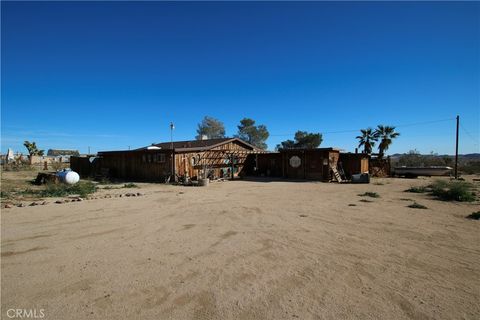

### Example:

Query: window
xmin=158 ymin=153 xmax=165 ymax=163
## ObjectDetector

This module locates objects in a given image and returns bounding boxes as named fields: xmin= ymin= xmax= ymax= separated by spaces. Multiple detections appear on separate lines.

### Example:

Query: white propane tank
xmin=56 ymin=170 xmax=80 ymax=185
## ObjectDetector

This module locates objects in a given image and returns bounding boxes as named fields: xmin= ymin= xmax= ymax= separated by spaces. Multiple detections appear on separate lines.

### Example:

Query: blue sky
xmin=2 ymin=1 xmax=479 ymax=154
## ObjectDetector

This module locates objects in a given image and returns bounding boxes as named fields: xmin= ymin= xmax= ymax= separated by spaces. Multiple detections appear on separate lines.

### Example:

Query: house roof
xmin=135 ymin=137 xmax=261 ymax=152
xmin=47 ymin=149 xmax=80 ymax=156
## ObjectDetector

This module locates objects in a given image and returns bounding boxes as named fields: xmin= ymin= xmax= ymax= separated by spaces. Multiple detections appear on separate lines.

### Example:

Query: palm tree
xmin=356 ymin=128 xmax=377 ymax=154
xmin=374 ymin=125 xmax=400 ymax=158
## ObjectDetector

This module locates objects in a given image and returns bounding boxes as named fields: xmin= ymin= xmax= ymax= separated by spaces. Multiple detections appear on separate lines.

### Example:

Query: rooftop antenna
xmin=170 ymin=122 xmax=175 ymax=181
xmin=455 ymin=115 xmax=459 ymax=179
xmin=170 ymin=122 xmax=175 ymax=149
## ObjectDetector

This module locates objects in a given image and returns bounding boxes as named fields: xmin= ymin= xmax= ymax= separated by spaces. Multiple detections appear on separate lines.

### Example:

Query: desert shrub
xmin=102 ymin=185 xmax=120 ymax=190
xmin=2 ymin=163 xmax=35 ymax=171
xmin=460 ymin=161 xmax=480 ymax=175
xmin=429 ymin=180 xmax=475 ymax=202
xmin=466 ymin=211 xmax=480 ymax=220
xmin=21 ymin=181 xmax=97 ymax=198
xmin=359 ymin=199 xmax=373 ymax=203
xmin=407 ymin=202 xmax=428 ymax=209
xmin=395 ymin=150 xmax=453 ymax=167
xmin=405 ymin=186 xmax=429 ymax=193
xmin=123 ymin=183 xmax=138 ymax=188
xmin=97 ymin=177 xmax=114 ymax=185
xmin=51 ymin=161 xmax=64 ymax=171
xmin=44 ymin=182 xmax=97 ymax=198
xmin=1 ymin=191 xmax=11 ymax=199
xmin=358 ymin=192 xmax=380 ymax=198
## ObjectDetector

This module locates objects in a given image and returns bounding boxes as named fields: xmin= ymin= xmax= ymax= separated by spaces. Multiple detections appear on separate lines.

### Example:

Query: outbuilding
xmin=245 ymin=148 xmax=369 ymax=181
xmin=246 ymin=148 xmax=341 ymax=181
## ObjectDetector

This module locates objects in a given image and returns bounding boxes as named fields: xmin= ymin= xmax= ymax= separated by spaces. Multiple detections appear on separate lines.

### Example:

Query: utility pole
xmin=170 ymin=122 xmax=175 ymax=181
xmin=455 ymin=115 xmax=459 ymax=179
xmin=88 ymin=146 xmax=90 ymax=154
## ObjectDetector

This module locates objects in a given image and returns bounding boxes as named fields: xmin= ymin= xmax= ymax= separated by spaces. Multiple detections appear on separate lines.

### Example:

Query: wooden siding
xmin=176 ymin=141 xmax=259 ymax=179
xmin=74 ymin=150 xmax=174 ymax=181
xmin=282 ymin=149 xmax=338 ymax=180
xmin=100 ymin=150 xmax=172 ymax=181
xmin=252 ymin=153 xmax=283 ymax=177
xmin=245 ymin=149 xmax=340 ymax=181
xmin=81 ymin=140 xmax=259 ymax=181
xmin=71 ymin=156 xmax=97 ymax=178
xmin=339 ymin=153 xmax=370 ymax=179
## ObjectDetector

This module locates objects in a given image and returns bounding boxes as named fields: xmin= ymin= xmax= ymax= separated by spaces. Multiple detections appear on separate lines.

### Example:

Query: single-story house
xmin=71 ymin=138 xmax=263 ymax=182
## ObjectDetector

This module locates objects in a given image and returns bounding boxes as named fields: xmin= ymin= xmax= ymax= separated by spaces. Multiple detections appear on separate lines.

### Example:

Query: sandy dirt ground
xmin=1 ymin=176 xmax=479 ymax=319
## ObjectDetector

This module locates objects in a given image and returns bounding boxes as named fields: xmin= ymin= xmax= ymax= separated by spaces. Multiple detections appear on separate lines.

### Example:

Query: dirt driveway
xmin=2 ymin=177 xmax=479 ymax=319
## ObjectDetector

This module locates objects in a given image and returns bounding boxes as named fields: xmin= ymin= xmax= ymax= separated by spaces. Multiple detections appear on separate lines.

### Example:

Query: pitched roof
xmin=136 ymin=137 xmax=260 ymax=152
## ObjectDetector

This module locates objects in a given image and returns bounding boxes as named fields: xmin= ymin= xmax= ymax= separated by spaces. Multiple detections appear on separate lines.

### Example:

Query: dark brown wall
xmin=100 ymin=150 xmax=173 ymax=181
xmin=339 ymin=153 xmax=370 ymax=179
xmin=71 ymin=156 xmax=98 ymax=177
xmin=251 ymin=153 xmax=283 ymax=177
xmin=283 ymin=150 xmax=338 ymax=180
xmin=246 ymin=149 xmax=339 ymax=181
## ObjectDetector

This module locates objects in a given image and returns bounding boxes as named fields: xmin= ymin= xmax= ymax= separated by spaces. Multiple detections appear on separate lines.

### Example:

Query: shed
xmin=246 ymin=148 xmax=369 ymax=181
xmin=338 ymin=153 xmax=370 ymax=179
xmin=246 ymin=148 xmax=341 ymax=181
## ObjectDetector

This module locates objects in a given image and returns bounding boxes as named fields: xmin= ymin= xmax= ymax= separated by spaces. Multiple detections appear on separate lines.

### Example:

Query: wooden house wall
xmin=282 ymin=150 xmax=339 ymax=180
xmin=251 ymin=153 xmax=283 ymax=177
xmin=71 ymin=156 xmax=98 ymax=178
xmin=246 ymin=150 xmax=339 ymax=181
xmin=175 ymin=141 xmax=256 ymax=179
xmin=99 ymin=151 xmax=172 ymax=181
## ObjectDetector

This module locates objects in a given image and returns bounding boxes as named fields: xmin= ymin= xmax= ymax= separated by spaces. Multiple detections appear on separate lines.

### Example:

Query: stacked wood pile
xmin=369 ymin=157 xmax=391 ymax=177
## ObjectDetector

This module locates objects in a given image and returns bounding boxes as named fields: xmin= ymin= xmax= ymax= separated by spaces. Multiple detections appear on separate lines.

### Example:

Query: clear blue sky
xmin=2 ymin=1 xmax=479 ymax=154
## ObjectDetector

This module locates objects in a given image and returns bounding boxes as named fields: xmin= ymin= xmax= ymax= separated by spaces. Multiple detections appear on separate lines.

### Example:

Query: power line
xmin=394 ymin=117 xmax=456 ymax=128
xmin=268 ymin=117 xmax=456 ymax=137
xmin=460 ymin=123 xmax=479 ymax=145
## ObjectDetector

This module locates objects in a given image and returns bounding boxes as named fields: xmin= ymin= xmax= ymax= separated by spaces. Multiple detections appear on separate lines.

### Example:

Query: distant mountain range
xmin=390 ymin=153 xmax=480 ymax=160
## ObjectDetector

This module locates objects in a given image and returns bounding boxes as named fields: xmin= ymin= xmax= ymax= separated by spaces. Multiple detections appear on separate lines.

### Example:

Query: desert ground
xmin=1 ymin=173 xmax=479 ymax=320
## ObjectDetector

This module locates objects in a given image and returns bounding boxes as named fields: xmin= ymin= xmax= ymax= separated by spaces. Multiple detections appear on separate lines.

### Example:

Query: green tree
xmin=236 ymin=118 xmax=269 ymax=150
xmin=374 ymin=125 xmax=400 ymax=158
xmin=23 ymin=141 xmax=44 ymax=156
xmin=356 ymin=128 xmax=377 ymax=154
xmin=196 ymin=116 xmax=226 ymax=140
xmin=276 ymin=131 xmax=323 ymax=149
xmin=276 ymin=139 xmax=296 ymax=150
xmin=293 ymin=131 xmax=323 ymax=149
